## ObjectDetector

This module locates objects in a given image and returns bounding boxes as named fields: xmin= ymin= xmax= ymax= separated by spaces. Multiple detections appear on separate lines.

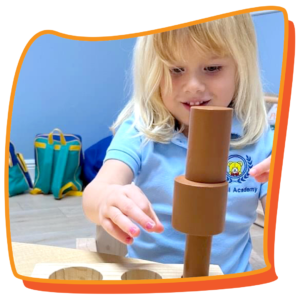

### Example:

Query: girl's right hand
xmin=249 ymin=155 xmax=271 ymax=183
xmin=98 ymin=183 xmax=164 ymax=245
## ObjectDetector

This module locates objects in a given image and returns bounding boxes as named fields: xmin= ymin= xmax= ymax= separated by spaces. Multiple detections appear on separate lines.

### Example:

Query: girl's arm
xmin=83 ymin=159 xmax=133 ymax=225
xmin=252 ymin=157 xmax=270 ymax=214
xmin=82 ymin=159 xmax=164 ymax=244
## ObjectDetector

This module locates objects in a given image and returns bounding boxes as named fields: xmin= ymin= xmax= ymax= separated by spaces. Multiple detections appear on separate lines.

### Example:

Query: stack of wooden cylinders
xmin=172 ymin=106 xmax=233 ymax=277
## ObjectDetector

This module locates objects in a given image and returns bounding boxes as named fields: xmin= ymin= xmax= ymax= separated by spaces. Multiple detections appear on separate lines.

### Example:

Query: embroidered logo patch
xmin=227 ymin=155 xmax=253 ymax=183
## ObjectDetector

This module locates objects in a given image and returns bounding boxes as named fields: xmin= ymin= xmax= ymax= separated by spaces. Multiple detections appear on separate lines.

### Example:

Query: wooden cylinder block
xmin=172 ymin=175 xmax=228 ymax=236
xmin=186 ymin=107 xmax=232 ymax=183
xmin=183 ymin=235 xmax=212 ymax=277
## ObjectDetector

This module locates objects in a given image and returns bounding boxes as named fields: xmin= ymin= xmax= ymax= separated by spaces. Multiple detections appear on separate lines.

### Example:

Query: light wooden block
xmin=31 ymin=262 xmax=223 ymax=280
xmin=96 ymin=225 xmax=128 ymax=256
xmin=76 ymin=238 xmax=97 ymax=252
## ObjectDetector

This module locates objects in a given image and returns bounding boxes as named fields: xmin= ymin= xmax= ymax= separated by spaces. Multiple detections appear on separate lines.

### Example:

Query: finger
xmin=116 ymin=195 xmax=159 ymax=232
xmin=254 ymin=172 xmax=269 ymax=183
xmin=124 ymin=186 xmax=164 ymax=233
xmin=101 ymin=217 xmax=134 ymax=245
xmin=107 ymin=206 xmax=140 ymax=238
xmin=249 ymin=156 xmax=271 ymax=177
xmin=148 ymin=206 xmax=164 ymax=233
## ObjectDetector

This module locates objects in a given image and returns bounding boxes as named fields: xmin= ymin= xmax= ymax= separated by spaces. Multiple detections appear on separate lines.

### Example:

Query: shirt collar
xmin=231 ymin=113 xmax=244 ymax=138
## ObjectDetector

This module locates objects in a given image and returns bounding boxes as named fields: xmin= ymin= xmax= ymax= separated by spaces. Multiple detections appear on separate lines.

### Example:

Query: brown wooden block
xmin=186 ymin=107 xmax=232 ymax=183
xmin=172 ymin=176 xmax=228 ymax=236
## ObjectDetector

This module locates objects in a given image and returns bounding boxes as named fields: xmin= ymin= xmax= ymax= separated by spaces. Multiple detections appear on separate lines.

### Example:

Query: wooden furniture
xmin=265 ymin=96 xmax=278 ymax=104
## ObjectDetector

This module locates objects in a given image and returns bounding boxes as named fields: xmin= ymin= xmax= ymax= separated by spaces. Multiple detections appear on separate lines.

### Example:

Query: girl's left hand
xmin=249 ymin=156 xmax=271 ymax=183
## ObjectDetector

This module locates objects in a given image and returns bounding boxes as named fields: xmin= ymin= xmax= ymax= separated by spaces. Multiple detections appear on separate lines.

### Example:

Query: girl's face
xmin=160 ymin=46 xmax=236 ymax=136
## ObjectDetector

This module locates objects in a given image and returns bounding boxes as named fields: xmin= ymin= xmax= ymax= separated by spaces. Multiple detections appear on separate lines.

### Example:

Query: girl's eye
xmin=204 ymin=66 xmax=222 ymax=73
xmin=170 ymin=67 xmax=185 ymax=74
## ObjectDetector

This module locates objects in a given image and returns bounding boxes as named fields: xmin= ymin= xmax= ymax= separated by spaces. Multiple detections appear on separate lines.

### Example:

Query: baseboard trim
xmin=25 ymin=159 xmax=35 ymax=168
xmin=25 ymin=159 xmax=35 ymax=179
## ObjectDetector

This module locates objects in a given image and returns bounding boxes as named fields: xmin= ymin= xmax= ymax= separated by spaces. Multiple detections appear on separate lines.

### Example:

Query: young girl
xmin=83 ymin=14 xmax=273 ymax=275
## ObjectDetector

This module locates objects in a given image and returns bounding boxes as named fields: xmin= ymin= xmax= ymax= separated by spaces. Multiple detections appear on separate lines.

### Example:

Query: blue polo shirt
xmin=104 ymin=114 xmax=274 ymax=274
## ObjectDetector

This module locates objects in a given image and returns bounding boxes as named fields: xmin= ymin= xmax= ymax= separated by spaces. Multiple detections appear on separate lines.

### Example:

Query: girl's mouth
xmin=183 ymin=100 xmax=211 ymax=110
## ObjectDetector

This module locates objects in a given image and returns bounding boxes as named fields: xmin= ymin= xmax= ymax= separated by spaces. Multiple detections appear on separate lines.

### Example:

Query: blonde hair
xmin=111 ymin=13 xmax=268 ymax=148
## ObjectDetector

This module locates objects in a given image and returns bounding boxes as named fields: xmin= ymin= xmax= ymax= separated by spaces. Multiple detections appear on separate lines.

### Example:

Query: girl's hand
xmin=249 ymin=156 xmax=271 ymax=183
xmin=98 ymin=184 xmax=164 ymax=245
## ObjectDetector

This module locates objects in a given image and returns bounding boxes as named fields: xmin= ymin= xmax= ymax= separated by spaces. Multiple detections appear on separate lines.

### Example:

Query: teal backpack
xmin=9 ymin=142 xmax=33 ymax=197
xmin=31 ymin=129 xmax=83 ymax=199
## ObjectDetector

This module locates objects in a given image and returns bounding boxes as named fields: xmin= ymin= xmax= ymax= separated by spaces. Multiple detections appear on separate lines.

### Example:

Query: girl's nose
xmin=183 ymin=75 xmax=205 ymax=94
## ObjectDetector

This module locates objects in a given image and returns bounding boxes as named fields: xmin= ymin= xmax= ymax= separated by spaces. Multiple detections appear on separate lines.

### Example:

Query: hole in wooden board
xmin=121 ymin=269 xmax=162 ymax=280
xmin=49 ymin=267 xmax=103 ymax=280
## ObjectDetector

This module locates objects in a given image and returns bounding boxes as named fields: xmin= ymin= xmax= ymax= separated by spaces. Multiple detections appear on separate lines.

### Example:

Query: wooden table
xmin=11 ymin=242 xmax=223 ymax=280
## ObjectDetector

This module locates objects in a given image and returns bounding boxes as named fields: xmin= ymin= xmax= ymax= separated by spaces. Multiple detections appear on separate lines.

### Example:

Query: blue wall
xmin=10 ymin=11 xmax=285 ymax=159
xmin=252 ymin=11 xmax=285 ymax=95
xmin=11 ymin=35 xmax=137 ymax=158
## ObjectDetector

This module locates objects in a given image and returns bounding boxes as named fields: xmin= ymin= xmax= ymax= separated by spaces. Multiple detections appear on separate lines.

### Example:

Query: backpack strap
xmin=10 ymin=142 xmax=33 ymax=189
xmin=59 ymin=182 xmax=83 ymax=198
xmin=51 ymin=143 xmax=82 ymax=199
xmin=31 ymin=141 xmax=54 ymax=194
xmin=51 ymin=143 xmax=69 ymax=199
xmin=16 ymin=153 xmax=33 ymax=188
xmin=9 ymin=142 xmax=18 ymax=165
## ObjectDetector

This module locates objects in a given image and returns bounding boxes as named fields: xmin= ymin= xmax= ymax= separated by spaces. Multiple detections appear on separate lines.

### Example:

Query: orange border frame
xmin=0 ymin=5 xmax=300 ymax=295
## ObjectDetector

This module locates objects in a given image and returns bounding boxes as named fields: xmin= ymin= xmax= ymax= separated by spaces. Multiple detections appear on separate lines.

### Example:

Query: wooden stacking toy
xmin=172 ymin=106 xmax=233 ymax=277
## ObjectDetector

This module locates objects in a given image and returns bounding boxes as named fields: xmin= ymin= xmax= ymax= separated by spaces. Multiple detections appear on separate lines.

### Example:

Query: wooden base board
xmin=31 ymin=262 xmax=223 ymax=280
